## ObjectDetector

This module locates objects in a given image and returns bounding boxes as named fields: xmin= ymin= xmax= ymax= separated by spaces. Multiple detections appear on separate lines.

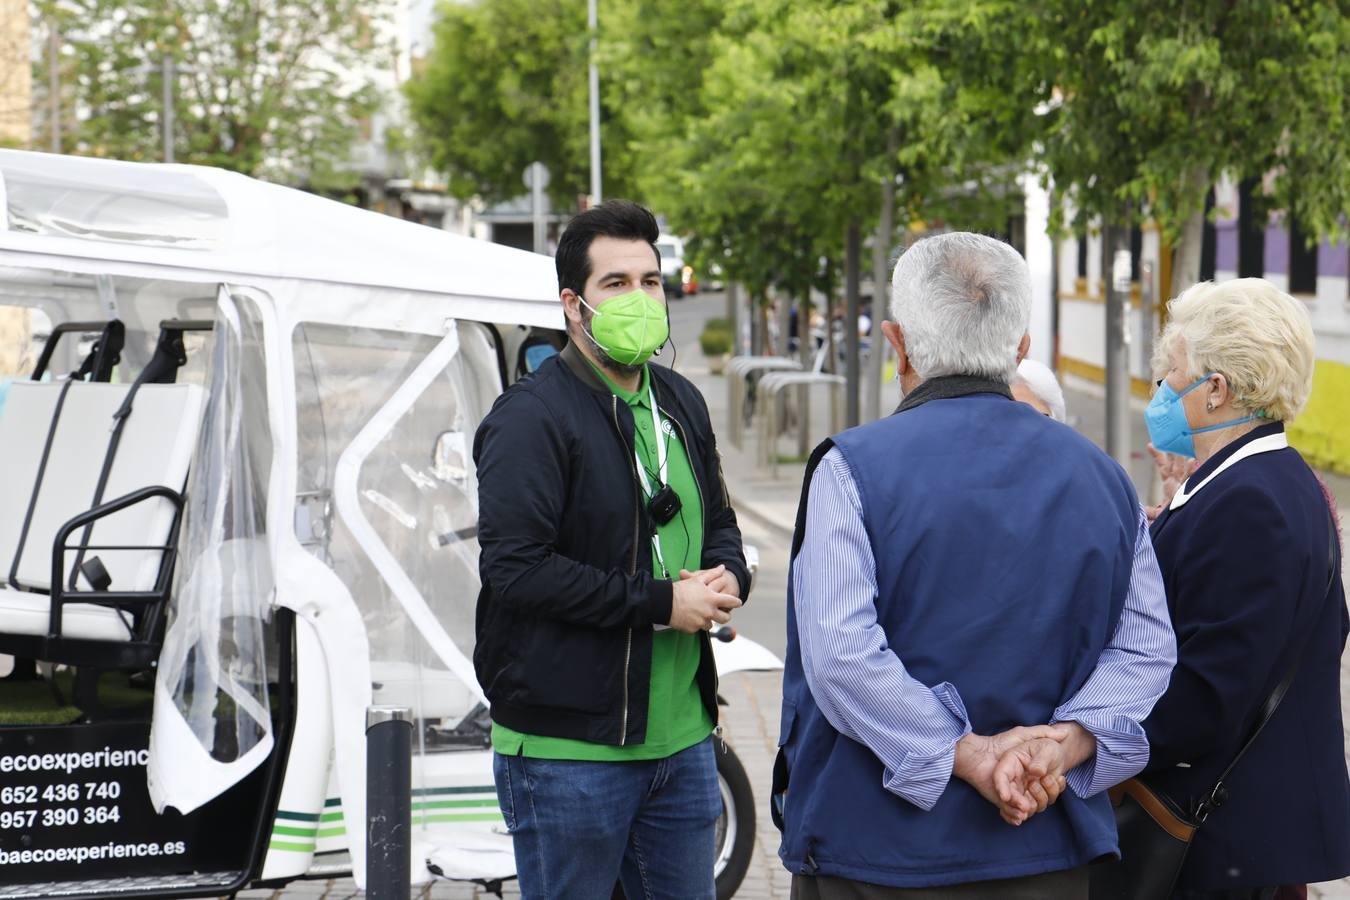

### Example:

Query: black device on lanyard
xmin=648 ymin=482 xmax=682 ymax=526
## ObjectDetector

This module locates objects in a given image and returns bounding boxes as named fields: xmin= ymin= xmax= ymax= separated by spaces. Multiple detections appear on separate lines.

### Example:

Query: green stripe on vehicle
xmin=273 ymin=824 xmax=320 ymax=837
xmin=323 ymin=786 xmax=496 ymax=807
xmin=275 ymin=810 xmax=321 ymax=822
xmin=313 ymin=810 xmax=502 ymax=841
xmin=317 ymin=799 xmax=499 ymax=826
xmin=269 ymin=840 xmax=316 ymax=853
xmin=413 ymin=813 xmax=504 ymax=824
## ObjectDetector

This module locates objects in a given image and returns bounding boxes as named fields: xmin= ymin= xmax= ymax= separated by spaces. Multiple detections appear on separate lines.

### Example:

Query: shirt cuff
xmin=881 ymin=682 xmax=973 ymax=810
xmin=1051 ymin=713 xmax=1150 ymax=798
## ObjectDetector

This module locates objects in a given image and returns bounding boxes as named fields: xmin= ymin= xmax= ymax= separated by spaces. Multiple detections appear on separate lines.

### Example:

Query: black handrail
xmin=32 ymin=320 xmax=124 ymax=382
xmin=47 ymin=484 xmax=185 ymax=640
xmin=158 ymin=318 xmax=215 ymax=333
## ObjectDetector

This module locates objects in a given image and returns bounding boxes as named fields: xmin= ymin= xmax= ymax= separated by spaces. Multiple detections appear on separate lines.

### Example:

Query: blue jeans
xmin=493 ymin=737 xmax=721 ymax=899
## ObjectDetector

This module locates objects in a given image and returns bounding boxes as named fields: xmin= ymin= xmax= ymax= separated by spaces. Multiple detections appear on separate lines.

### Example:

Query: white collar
xmin=1169 ymin=432 xmax=1289 ymax=510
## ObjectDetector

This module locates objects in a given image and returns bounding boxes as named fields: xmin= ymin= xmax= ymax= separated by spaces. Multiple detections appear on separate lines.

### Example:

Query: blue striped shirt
xmin=794 ymin=448 xmax=1176 ymax=811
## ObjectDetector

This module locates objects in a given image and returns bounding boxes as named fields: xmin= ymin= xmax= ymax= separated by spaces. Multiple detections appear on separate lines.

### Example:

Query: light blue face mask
xmin=1144 ymin=374 xmax=1258 ymax=458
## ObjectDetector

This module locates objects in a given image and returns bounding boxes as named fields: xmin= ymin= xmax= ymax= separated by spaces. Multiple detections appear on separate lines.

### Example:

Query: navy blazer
xmin=1143 ymin=423 xmax=1350 ymax=890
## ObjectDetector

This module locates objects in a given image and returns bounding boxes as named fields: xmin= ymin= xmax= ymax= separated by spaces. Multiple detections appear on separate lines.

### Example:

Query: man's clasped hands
xmin=952 ymin=722 xmax=1098 ymax=826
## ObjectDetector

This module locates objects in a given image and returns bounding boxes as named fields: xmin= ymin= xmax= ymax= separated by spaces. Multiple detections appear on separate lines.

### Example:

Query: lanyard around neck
xmin=633 ymin=384 xmax=667 ymax=500
xmin=632 ymin=383 xmax=672 ymax=580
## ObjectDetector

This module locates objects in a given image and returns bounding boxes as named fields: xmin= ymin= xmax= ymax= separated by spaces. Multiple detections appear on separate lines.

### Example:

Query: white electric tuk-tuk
xmin=0 ymin=149 xmax=781 ymax=899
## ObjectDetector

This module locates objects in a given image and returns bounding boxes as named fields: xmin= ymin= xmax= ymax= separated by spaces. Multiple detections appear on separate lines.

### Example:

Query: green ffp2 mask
xmin=578 ymin=289 xmax=670 ymax=366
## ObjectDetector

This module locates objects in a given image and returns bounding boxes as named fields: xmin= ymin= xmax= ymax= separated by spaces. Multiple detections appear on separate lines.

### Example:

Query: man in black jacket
xmin=474 ymin=200 xmax=749 ymax=899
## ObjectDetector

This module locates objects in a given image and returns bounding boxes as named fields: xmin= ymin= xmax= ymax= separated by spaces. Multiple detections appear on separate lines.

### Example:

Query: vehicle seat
xmin=0 ymin=380 xmax=204 ymax=660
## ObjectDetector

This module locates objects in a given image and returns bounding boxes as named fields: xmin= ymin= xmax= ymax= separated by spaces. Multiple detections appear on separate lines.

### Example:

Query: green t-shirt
xmin=491 ymin=363 xmax=714 ymax=760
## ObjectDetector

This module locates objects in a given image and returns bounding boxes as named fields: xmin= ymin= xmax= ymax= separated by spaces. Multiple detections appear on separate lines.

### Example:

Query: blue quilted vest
xmin=777 ymin=388 xmax=1139 ymax=887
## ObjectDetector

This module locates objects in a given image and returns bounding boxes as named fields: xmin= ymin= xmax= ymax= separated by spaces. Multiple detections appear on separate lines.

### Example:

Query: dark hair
xmin=555 ymin=200 xmax=661 ymax=297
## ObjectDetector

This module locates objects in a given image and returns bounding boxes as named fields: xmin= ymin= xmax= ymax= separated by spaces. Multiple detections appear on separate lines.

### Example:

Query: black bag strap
xmin=1197 ymin=505 xmax=1341 ymax=821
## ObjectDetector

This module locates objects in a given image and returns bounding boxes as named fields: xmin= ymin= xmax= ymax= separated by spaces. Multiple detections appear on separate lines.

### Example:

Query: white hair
xmin=890 ymin=232 xmax=1032 ymax=383
xmin=1013 ymin=358 xmax=1068 ymax=422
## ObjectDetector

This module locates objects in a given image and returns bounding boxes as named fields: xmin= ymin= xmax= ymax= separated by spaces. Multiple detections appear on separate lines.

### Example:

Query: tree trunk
xmin=844 ymin=218 xmax=862 ymax=427
xmin=822 ymin=289 xmax=834 ymax=373
xmin=1103 ymin=219 xmax=1132 ymax=468
xmin=798 ymin=291 xmax=813 ymax=459
xmin=751 ymin=286 xmax=766 ymax=356
xmin=1170 ymin=165 xmax=1212 ymax=298
xmin=776 ymin=291 xmax=792 ymax=358
xmin=726 ymin=282 xmax=740 ymax=355
xmin=866 ymin=145 xmax=897 ymax=423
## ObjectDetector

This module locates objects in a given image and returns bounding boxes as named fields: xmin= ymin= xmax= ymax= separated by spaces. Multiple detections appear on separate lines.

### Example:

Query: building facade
xmin=1049 ymin=176 xmax=1350 ymax=474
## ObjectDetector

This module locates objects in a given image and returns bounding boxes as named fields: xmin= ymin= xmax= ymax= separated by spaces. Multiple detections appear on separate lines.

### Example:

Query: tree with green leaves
xmin=407 ymin=0 xmax=641 ymax=211
xmin=614 ymin=0 xmax=1032 ymax=420
xmin=33 ymin=0 xmax=390 ymax=192
xmin=1022 ymin=0 xmax=1350 ymax=294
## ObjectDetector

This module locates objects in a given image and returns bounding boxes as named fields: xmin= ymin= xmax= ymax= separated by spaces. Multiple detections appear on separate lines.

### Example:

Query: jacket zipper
xmin=662 ymin=404 xmax=721 ymax=728
xmin=613 ymin=394 xmax=638 ymax=745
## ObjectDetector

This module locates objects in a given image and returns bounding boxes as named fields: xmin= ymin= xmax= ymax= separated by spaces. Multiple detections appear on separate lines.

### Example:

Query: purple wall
xmin=1320 ymin=239 xmax=1349 ymax=279
xmin=1215 ymin=220 xmax=1239 ymax=272
xmin=1264 ymin=222 xmax=1289 ymax=275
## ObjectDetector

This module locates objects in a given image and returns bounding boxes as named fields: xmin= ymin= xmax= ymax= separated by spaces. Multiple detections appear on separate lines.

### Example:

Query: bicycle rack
xmin=725 ymin=356 xmax=802 ymax=450
xmin=756 ymin=371 xmax=846 ymax=477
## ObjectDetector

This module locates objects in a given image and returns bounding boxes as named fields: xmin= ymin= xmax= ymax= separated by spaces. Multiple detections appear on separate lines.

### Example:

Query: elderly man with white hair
xmin=774 ymin=233 xmax=1176 ymax=898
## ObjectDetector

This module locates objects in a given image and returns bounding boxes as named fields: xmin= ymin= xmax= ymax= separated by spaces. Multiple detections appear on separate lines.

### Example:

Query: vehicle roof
xmin=0 ymin=150 xmax=561 ymax=319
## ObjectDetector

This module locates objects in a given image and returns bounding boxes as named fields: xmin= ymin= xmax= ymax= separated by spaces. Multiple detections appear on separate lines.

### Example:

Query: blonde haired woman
xmin=1140 ymin=279 xmax=1349 ymax=898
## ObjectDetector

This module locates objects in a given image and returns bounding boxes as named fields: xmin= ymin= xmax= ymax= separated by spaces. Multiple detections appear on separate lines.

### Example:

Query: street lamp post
xmin=160 ymin=56 xmax=176 ymax=163
xmin=48 ymin=25 xmax=60 ymax=153
xmin=132 ymin=55 xmax=197 ymax=163
xmin=587 ymin=0 xmax=601 ymax=205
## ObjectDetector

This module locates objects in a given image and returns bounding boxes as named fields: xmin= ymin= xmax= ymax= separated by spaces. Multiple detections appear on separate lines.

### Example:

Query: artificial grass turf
xmin=0 ymin=668 xmax=152 ymax=726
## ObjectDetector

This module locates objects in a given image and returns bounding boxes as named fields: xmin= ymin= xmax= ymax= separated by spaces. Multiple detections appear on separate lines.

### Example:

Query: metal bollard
xmin=366 ymin=705 xmax=413 ymax=900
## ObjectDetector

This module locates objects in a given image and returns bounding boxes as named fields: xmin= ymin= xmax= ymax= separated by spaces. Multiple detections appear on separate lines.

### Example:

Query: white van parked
xmin=655 ymin=233 xmax=696 ymax=297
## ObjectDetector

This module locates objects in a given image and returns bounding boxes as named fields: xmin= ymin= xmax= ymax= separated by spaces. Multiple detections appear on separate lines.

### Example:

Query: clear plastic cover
xmin=293 ymin=319 xmax=500 ymax=735
xmin=147 ymin=288 xmax=275 ymax=813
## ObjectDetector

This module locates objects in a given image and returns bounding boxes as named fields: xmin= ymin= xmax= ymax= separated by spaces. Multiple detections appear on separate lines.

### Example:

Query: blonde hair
xmin=1154 ymin=278 xmax=1315 ymax=422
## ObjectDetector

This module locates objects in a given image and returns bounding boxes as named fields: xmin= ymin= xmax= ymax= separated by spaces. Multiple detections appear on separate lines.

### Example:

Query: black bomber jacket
xmin=472 ymin=342 xmax=750 ymax=746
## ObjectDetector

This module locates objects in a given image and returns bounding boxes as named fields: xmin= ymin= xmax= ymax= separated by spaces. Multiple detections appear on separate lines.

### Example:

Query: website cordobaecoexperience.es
xmin=0 ymin=840 xmax=188 ymax=867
